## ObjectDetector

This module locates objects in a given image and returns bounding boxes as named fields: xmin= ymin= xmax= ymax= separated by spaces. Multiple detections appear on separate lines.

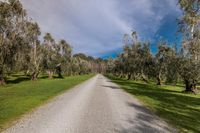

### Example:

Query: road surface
xmin=3 ymin=74 xmax=175 ymax=133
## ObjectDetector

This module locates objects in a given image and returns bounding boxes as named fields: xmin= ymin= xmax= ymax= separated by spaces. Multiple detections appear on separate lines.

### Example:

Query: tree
xmin=138 ymin=42 xmax=153 ymax=83
xmin=0 ymin=0 xmax=102 ymax=84
xmin=178 ymin=0 xmax=200 ymax=92
xmin=165 ymin=44 xmax=180 ymax=84
xmin=73 ymin=53 xmax=91 ymax=75
xmin=106 ymin=58 xmax=115 ymax=74
xmin=153 ymin=41 xmax=175 ymax=85
xmin=59 ymin=40 xmax=72 ymax=75
xmin=25 ymin=22 xmax=43 ymax=80
xmin=0 ymin=0 xmax=26 ymax=84
xmin=108 ymin=33 xmax=181 ymax=87
xmin=43 ymin=33 xmax=56 ymax=78
xmin=54 ymin=40 xmax=72 ymax=78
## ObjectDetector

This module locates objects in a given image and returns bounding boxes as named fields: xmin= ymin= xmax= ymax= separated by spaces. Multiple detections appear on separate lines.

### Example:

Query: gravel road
xmin=3 ymin=74 xmax=176 ymax=133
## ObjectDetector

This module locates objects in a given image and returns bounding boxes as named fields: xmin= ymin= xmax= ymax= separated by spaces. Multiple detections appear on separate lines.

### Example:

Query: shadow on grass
xmin=7 ymin=77 xmax=29 ymax=84
xmin=6 ymin=75 xmax=51 ymax=84
xmin=108 ymin=76 xmax=200 ymax=133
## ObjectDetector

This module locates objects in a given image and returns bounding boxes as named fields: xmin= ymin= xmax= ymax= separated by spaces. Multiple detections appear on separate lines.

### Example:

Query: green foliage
xmin=0 ymin=0 xmax=26 ymax=83
xmin=42 ymin=33 xmax=57 ymax=78
xmin=110 ymin=35 xmax=154 ymax=81
xmin=107 ymin=33 xmax=178 ymax=85
xmin=177 ymin=0 xmax=200 ymax=92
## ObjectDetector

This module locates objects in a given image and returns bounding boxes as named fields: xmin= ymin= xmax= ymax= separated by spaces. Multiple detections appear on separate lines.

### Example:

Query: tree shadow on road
xmin=108 ymin=76 xmax=200 ymax=132
xmin=114 ymin=101 xmax=174 ymax=133
xmin=101 ymin=85 xmax=120 ymax=89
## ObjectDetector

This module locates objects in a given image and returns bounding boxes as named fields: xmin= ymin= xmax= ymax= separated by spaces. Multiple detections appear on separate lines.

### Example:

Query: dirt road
xmin=3 ymin=74 xmax=175 ymax=133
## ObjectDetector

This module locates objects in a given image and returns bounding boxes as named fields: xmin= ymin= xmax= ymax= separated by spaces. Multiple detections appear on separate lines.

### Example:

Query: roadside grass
xmin=0 ymin=74 xmax=94 ymax=131
xmin=107 ymin=75 xmax=200 ymax=133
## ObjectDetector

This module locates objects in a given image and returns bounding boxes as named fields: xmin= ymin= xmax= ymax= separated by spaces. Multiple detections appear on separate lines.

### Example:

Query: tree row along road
xmin=3 ymin=74 xmax=175 ymax=133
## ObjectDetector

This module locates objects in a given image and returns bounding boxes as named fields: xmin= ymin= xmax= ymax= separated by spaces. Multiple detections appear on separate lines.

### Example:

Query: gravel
xmin=2 ymin=74 xmax=176 ymax=133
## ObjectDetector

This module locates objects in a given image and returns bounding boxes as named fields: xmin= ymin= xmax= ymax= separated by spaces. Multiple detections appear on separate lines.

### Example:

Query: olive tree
xmin=178 ymin=0 xmax=200 ymax=92
xmin=25 ymin=22 xmax=43 ymax=80
xmin=0 ymin=0 xmax=26 ymax=84
xmin=43 ymin=33 xmax=57 ymax=78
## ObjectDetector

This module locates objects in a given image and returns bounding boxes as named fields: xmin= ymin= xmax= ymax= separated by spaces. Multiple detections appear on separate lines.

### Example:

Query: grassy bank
xmin=107 ymin=75 xmax=200 ymax=133
xmin=0 ymin=74 xmax=94 ymax=131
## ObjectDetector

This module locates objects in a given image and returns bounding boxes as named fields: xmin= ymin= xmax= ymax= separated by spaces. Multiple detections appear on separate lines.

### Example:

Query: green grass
xmin=0 ymin=74 xmax=94 ymax=131
xmin=107 ymin=75 xmax=200 ymax=133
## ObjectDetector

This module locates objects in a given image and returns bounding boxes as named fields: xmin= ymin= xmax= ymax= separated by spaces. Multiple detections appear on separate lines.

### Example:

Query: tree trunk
xmin=173 ymin=76 xmax=178 ymax=86
xmin=127 ymin=73 xmax=131 ymax=80
xmin=47 ymin=70 xmax=53 ymax=79
xmin=156 ymin=73 xmax=162 ymax=85
xmin=0 ymin=70 xmax=5 ymax=85
xmin=0 ymin=76 xmax=5 ymax=85
xmin=31 ymin=71 xmax=39 ymax=80
xmin=141 ymin=74 xmax=149 ymax=83
xmin=56 ymin=65 xmax=63 ymax=78
xmin=24 ymin=70 xmax=30 ymax=76
xmin=185 ymin=79 xmax=197 ymax=92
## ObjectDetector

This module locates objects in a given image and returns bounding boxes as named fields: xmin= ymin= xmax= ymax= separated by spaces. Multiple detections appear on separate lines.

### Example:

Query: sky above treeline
xmin=21 ymin=0 xmax=182 ymax=58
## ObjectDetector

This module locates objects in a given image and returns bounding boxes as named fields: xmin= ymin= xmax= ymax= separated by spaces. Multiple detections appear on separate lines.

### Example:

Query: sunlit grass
xmin=107 ymin=75 xmax=200 ymax=133
xmin=0 ymin=74 xmax=94 ymax=131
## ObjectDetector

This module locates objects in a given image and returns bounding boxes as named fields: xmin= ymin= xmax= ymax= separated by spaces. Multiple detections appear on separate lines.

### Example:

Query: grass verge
xmin=107 ymin=75 xmax=200 ymax=133
xmin=0 ymin=74 xmax=95 ymax=131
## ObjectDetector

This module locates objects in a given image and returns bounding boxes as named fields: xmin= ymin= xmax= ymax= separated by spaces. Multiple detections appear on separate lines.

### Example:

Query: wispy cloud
xmin=21 ymin=0 xmax=181 ymax=57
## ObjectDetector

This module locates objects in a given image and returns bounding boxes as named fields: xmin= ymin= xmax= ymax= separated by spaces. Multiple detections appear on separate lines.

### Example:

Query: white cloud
xmin=20 ymin=0 xmax=181 ymax=57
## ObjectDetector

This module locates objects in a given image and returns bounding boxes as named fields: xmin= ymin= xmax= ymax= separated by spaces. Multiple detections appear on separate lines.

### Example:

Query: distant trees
xmin=105 ymin=30 xmax=199 ymax=93
xmin=2 ymin=0 xmax=200 ymax=94
xmin=107 ymin=33 xmax=153 ymax=81
xmin=0 ymin=0 xmax=104 ymax=84
xmin=72 ymin=53 xmax=106 ymax=75
xmin=105 ymin=1 xmax=200 ymax=93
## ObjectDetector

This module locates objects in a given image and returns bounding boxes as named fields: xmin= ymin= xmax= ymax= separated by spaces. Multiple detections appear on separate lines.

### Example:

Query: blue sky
xmin=21 ymin=0 xmax=182 ymax=58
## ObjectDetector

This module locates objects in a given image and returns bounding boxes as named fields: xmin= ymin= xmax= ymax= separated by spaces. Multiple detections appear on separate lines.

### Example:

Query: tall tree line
xmin=106 ymin=0 xmax=200 ymax=93
xmin=0 ymin=0 xmax=105 ymax=84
